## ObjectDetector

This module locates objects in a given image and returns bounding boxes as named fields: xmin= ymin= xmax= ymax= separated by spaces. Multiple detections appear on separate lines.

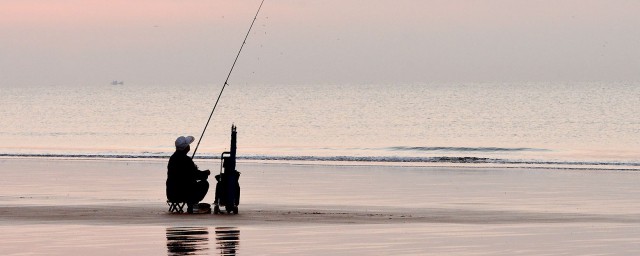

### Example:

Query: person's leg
xmin=186 ymin=181 xmax=209 ymax=213
xmin=190 ymin=180 xmax=210 ymax=203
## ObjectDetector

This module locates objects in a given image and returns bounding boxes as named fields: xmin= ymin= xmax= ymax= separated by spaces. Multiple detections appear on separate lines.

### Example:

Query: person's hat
xmin=175 ymin=136 xmax=195 ymax=150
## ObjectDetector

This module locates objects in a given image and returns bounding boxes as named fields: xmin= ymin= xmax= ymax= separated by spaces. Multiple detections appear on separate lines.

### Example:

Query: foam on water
xmin=389 ymin=146 xmax=549 ymax=152
xmin=1 ymin=152 xmax=637 ymax=170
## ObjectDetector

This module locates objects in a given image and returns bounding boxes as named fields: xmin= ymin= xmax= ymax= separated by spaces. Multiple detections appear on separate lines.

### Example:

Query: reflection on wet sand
xmin=166 ymin=227 xmax=239 ymax=256
xmin=215 ymin=227 xmax=240 ymax=255
xmin=166 ymin=227 xmax=209 ymax=256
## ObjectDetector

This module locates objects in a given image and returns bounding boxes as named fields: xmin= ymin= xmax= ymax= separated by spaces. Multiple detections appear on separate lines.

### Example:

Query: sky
xmin=1 ymin=0 xmax=639 ymax=86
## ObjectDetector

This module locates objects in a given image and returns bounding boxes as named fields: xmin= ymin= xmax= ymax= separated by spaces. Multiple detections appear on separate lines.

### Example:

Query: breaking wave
xmin=388 ymin=146 xmax=549 ymax=152
xmin=0 ymin=153 xmax=638 ymax=170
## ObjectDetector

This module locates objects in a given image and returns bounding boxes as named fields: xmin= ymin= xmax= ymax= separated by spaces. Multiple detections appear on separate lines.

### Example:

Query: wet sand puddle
xmin=2 ymin=223 xmax=640 ymax=255
xmin=166 ymin=227 xmax=240 ymax=256
xmin=215 ymin=227 xmax=240 ymax=255
xmin=166 ymin=227 xmax=209 ymax=255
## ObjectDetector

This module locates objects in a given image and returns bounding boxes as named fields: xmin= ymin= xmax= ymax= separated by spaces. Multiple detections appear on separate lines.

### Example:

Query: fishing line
xmin=192 ymin=0 xmax=266 ymax=158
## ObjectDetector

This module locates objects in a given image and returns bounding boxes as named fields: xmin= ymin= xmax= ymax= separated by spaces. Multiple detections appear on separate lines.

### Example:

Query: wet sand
xmin=1 ymin=204 xmax=639 ymax=226
xmin=1 ymin=158 xmax=640 ymax=255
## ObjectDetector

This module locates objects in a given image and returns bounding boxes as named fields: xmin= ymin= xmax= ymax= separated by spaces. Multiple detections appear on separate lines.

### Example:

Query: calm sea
xmin=0 ymin=82 xmax=638 ymax=169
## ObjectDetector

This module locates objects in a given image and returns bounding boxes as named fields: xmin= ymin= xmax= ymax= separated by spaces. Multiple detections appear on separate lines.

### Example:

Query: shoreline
xmin=1 ymin=155 xmax=638 ymax=171
xmin=2 ymin=204 xmax=639 ymax=226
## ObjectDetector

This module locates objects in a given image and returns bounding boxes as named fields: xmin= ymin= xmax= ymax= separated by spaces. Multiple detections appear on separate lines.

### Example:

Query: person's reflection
xmin=215 ymin=227 xmax=240 ymax=255
xmin=166 ymin=227 xmax=209 ymax=256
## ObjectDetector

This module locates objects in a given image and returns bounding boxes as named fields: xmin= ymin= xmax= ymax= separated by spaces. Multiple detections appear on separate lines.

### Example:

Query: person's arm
xmin=195 ymin=169 xmax=211 ymax=180
xmin=187 ymin=157 xmax=210 ymax=180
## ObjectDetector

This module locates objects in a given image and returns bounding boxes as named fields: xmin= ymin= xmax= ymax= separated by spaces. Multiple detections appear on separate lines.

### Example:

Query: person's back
xmin=166 ymin=136 xmax=210 ymax=212
xmin=166 ymin=150 xmax=200 ymax=201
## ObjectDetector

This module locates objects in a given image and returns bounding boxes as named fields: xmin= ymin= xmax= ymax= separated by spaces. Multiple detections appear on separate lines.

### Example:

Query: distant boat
xmin=111 ymin=80 xmax=124 ymax=85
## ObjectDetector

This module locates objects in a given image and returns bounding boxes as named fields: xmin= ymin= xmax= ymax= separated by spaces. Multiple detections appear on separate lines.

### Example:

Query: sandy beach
xmin=1 ymin=158 xmax=640 ymax=255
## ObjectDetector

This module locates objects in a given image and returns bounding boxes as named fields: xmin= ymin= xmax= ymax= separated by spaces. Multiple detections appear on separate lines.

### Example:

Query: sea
xmin=2 ymin=82 xmax=640 ymax=255
xmin=0 ymin=82 xmax=638 ymax=170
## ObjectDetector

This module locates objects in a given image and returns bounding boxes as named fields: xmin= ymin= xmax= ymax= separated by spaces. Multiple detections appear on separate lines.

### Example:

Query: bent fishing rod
xmin=192 ymin=0 xmax=265 ymax=158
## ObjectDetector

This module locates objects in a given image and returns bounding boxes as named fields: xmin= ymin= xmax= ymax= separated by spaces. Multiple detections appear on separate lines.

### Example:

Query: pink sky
xmin=1 ymin=1 xmax=250 ymax=26
xmin=1 ymin=0 xmax=639 ymax=85
xmin=4 ymin=0 xmax=635 ymax=29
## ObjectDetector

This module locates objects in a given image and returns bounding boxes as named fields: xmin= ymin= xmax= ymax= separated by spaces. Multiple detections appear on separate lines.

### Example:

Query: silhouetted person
xmin=166 ymin=135 xmax=210 ymax=213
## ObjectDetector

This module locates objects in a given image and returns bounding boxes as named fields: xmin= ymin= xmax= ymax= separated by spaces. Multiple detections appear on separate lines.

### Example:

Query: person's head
xmin=175 ymin=136 xmax=195 ymax=153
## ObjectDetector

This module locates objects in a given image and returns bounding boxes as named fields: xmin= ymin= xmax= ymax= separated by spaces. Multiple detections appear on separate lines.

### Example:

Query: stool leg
xmin=168 ymin=201 xmax=179 ymax=213
xmin=167 ymin=201 xmax=188 ymax=213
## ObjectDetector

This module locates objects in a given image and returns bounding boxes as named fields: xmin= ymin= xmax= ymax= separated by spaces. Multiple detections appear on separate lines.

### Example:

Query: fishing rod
xmin=192 ymin=0 xmax=266 ymax=158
